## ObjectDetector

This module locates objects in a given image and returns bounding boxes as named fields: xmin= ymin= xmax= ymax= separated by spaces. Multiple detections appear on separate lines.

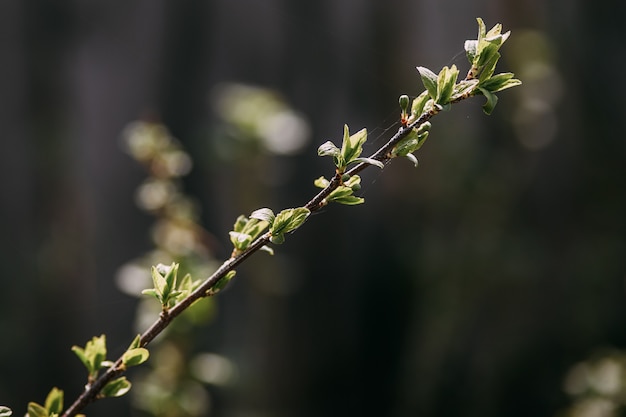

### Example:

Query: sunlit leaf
xmin=232 ymin=215 xmax=247 ymax=233
xmin=417 ymin=66 xmax=438 ymax=100
xmin=333 ymin=195 xmax=365 ymax=205
xmin=211 ymin=270 xmax=237 ymax=294
xmin=128 ymin=334 xmax=142 ymax=350
xmin=0 ymin=406 xmax=12 ymax=417
xmin=480 ymin=72 xmax=522 ymax=92
xmin=410 ymin=91 xmax=430 ymax=119
xmin=72 ymin=334 xmax=107 ymax=376
xmin=314 ymin=176 xmax=330 ymax=188
xmin=436 ymin=65 xmax=458 ymax=105
xmin=340 ymin=125 xmax=368 ymax=166
xmin=271 ymin=208 xmax=311 ymax=236
xmin=122 ymin=348 xmax=150 ymax=367
xmin=317 ymin=141 xmax=340 ymax=158
xmin=44 ymin=388 xmax=63 ymax=415
xmin=27 ymin=403 xmax=47 ymax=417
xmin=250 ymin=208 xmax=275 ymax=225
xmin=101 ymin=377 xmax=132 ymax=398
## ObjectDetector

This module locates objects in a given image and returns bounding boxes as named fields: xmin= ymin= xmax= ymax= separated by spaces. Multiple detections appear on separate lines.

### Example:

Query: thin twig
xmin=61 ymin=94 xmax=466 ymax=417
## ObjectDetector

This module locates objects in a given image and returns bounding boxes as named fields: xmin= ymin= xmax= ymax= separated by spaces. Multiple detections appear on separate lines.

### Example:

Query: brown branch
xmin=61 ymin=93 xmax=469 ymax=417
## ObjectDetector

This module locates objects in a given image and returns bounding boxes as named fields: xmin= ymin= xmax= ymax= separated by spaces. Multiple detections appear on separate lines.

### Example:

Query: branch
xmin=55 ymin=17 xmax=521 ymax=417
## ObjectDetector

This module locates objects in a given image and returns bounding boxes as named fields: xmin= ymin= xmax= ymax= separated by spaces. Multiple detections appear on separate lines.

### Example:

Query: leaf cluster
xmin=67 ymin=334 xmax=149 ymax=405
xmin=317 ymin=125 xmax=384 ymax=174
xmin=27 ymin=388 xmax=66 ymax=417
xmin=141 ymin=263 xmax=200 ymax=310
xmin=229 ymin=206 xmax=311 ymax=253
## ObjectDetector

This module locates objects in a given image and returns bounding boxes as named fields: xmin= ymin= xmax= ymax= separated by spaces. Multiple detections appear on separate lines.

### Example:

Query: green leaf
xmin=416 ymin=66 xmax=438 ymax=100
xmin=229 ymin=231 xmax=253 ymax=250
xmin=314 ymin=176 xmax=330 ymax=188
xmin=317 ymin=141 xmax=340 ymax=158
xmin=332 ymin=195 xmax=365 ymax=205
xmin=122 ymin=348 xmax=150 ymax=367
xmin=392 ymin=121 xmax=431 ymax=159
xmin=479 ymin=87 xmax=498 ymax=115
xmin=325 ymin=183 xmax=365 ymax=205
xmin=271 ymin=207 xmax=311 ymax=236
xmin=141 ymin=288 xmax=159 ymax=299
xmin=451 ymin=79 xmax=479 ymax=101
xmin=353 ymin=157 xmax=384 ymax=169
xmin=340 ymin=125 xmax=368 ymax=166
xmin=72 ymin=334 xmax=107 ymax=376
xmin=479 ymin=72 xmax=522 ymax=92
xmin=44 ymin=388 xmax=63 ymax=415
xmin=211 ymin=270 xmax=237 ymax=294
xmin=476 ymin=17 xmax=487 ymax=41
xmin=101 ymin=377 xmax=132 ymax=398
xmin=175 ymin=273 xmax=201 ymax=301
xmin=0 ymin=406 xmax=12 ymax=417
xmin=128 ymin=334 xmax=142 ymax=350
xmin=250 ymin=208 xmax=275 ymax=225
xmin=410 ymin=91 xmax=430 ymax=119
xmin=232 ymin=215 xmax=247 ymax=233
xmin=436 ymin=65 xmax=459 ymax=105
xmin=27 ymin=403 xmax=47 ymax=417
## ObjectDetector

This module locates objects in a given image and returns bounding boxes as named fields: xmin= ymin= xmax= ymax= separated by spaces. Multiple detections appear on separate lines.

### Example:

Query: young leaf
xmin=232 ymin=215 xmax=247 ymax=233
xmin=101 ymin=377 xmax=132 ymax=398
xmin=27 ymin=403 xmax=47 ymax=417
xmin=128 ymin=334 xmax=142 ymax=350
xmin=314 ymin=176 xmax=330 ymax=189
xmin=436 ymin=65 xmax=459 ymax=105
xmin=326 ymin=184 xmax=365 ymax=205
xmin=229 ymin=231 xmax=252 ymax=250
xmin=317 ymin=141 xmax=341 ymax=158
xmin=250 ymin=208 xmax=275 ymax=225
xmin=479 ymin=72 xmax=522 ymax=93
xmin=0 ymin=406 xmax=12 ymax=417
xmin=122 ymin=348 xmax=150 ymax=367
xmin=417 ymin=66 xmax=438 ymax=100
xmin=72 ymin=334 xmax=107 ymax=376
xmin=271 ymin=207 xmax=311 ymax=236
xmin=340 ymin=125 xmax=368 ymax=166
xmin=44 ymin=388 xmax=63 ymax=416
xmin=331 ymin=194 xmax=365 ymax=205
xmin=478 ymin=87 xmax=498 ymax=115
xmin=210 ymin=270 xmax=237 ymax=294
xmin=410 ymin=91 xmax=430 ymax=120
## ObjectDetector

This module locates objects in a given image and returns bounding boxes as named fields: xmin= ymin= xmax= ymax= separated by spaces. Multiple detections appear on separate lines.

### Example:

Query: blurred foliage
xmin=118 ymin=121 xmax=220 ymax=417
xmin=116 ymin=83 xmax=310 ymax=416
xmin=560 ymin=350 xmax=626 ymax=417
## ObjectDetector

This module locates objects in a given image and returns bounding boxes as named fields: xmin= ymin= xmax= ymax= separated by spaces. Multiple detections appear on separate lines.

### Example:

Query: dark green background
xmin=1 ymin=1 xmax=625 ymax=416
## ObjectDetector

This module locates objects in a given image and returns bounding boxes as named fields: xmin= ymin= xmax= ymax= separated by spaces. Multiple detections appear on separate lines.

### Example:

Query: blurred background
xmin=1 ymin=0 xmax=625 ymax=416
